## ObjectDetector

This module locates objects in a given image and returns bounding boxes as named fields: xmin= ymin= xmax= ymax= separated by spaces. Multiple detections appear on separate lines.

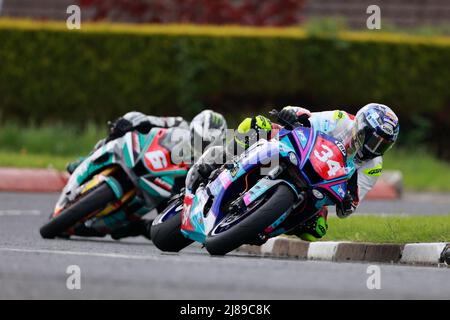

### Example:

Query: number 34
xmin=313 ymin=144 xmax=341 ymax=176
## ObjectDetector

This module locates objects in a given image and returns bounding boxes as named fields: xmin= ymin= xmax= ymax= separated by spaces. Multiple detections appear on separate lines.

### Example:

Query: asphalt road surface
xmin=0 ymin=192 xmax=449 ymax=299
xmin=1 ymin=191 xmax=449 ymax=216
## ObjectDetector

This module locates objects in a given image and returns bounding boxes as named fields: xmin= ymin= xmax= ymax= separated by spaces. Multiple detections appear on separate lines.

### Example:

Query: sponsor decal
xmin=335 ymin=140 xmax=347 ymax=157
xmin=230 ymin=164 xmax=240 ymax=177
xmin=289 ymin=152 xmax=298 ymax=166
xmin=153 ymin=178 xmax=172 ymax=191
xmin=181 ymin=195 xmax=194 ymax=230
xmin=297 ymin=130 xmax=307 ymax=143
xmin=312 ymin=189 xmax=324 ymax=199
xmin=385 ymin=111 xmax=398 ymax=122
xmin=381 ymin=123 xmax=394 ymax=135
xmin=331 ymin=183 xmax=347 ymax=199
xmin=366 ymin=110 xmax=380 ymax=128
xmin=364 ymin=165 xmax=382 ymax=176
xmin=366 ymin=168 xmax=382 ymax=176
xmin=334 ymin=110 xmax=346 ymax=122
xmin=337 ymin=185 xmax=346 ymax=198
xmin=323 ymin=119 xmax=330 ymax=132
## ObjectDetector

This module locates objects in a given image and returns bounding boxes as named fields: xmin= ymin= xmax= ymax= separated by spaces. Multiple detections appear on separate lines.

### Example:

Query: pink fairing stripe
xmin=219 ymin=172 xmax=233 ymax=189
xmin=243 ymin=194 xmax=252 ymax=206
xmin=321 ymin=180 xmax=346 ymax=201
xmin=292 ymin=129 xmax=312 ymax=166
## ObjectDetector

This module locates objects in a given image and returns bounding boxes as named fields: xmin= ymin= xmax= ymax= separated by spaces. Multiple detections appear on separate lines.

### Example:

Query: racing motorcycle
xmin=151 ymin=111 xmax=355 ymax=255
xmin=39 ymin=127 xmax=190 ymax=239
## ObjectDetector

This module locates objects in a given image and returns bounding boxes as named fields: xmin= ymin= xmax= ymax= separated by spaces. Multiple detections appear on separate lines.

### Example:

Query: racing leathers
xmin=188 ymin=107 xmax=383 ymax=243
xmin=99 ymin=112 xmax=188 ymax=151
xmin=69 ymin=112 xmax=191 ymax=240
xmin=279 ymin=106 xmax=383 ymax=241
xmin=66 ymin=112 xmax=187 ymax=174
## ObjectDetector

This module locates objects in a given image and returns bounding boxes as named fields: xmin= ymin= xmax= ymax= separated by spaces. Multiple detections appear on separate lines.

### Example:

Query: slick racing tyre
xmin=205 ymin=184 xmax=296 ymax=256
xmin=151 ymin=198 xmax=194 ymax=252
xmin=40 ymin=183 xmax=116 ymax=239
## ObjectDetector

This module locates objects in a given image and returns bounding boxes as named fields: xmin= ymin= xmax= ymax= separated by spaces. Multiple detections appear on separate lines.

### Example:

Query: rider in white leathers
xmin=188 ymin=103 xmax=400 ymax=242
xmin=278 ymin=104 xmax=399 ymax=241
xmin=67 ymin=109 xmax=228 ymax=240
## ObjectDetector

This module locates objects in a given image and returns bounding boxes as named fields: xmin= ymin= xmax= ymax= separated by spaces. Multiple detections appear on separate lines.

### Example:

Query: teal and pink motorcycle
xmin=151 ymin=115 xmax=356 ymax=255
xmin=39 ymin=127 xmax=190 ymax=239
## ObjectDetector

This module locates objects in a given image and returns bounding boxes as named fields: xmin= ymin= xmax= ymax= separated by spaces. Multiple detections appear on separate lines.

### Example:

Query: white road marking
xmin=0 ymin=210 xmax=41 ymax=216
xmin=0 ymin=247 xmax=161 ymax=261
xmin=0 ymin=247 xmax=264 ymax=265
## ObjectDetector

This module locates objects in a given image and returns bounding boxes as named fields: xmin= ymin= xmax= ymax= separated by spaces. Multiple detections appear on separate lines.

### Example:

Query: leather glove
xmin=107 ymin=117 xmax=133 ymax=140
xmin=197 ymin=163 xmax=217 ymax=179
xmin=186 ymin=162 xmax=217 ymax=192
xmin=277 ymin=108 xmax=298 ymax=127
xmin=336 ymin=191 xmax=356 ymax=219
xmin=235 ymin=115 xmax=272 ymax=150
xmin=134 ymin=121 xmax=153 ymax=134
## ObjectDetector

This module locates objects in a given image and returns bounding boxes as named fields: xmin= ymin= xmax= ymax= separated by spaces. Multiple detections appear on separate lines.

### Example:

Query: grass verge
xmin=0 ymin=151 xmax=73 ymax=171
xmin=0 ymin=123 xmax=449 ymax=192
xmin=383 ymin=149 xmax=450 ymax=192
xmin=0 ymin=123 xmax=103 ymax=156
xmin=323 ymin=215 xmax=450 ymax=243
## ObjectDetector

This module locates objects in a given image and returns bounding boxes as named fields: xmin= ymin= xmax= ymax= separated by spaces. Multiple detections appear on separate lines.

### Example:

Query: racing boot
xmin=289 ymin=206 xmax=328 ymax=242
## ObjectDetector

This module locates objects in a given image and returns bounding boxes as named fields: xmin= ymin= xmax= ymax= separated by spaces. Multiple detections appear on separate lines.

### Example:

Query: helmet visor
xmin=346 ymin=114 xmax=366 ymax=157
xmin=364 ymin=133 xmax=394 ymax=156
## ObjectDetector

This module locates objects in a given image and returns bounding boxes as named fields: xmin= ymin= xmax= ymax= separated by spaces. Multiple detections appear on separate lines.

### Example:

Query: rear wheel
xmin=40 ymin=183 xmax=116 ymax=239
xmin=151 ymin=198 xmax=194 ymax=252
xmin=205 ymin=184 xmax=296 ymax=256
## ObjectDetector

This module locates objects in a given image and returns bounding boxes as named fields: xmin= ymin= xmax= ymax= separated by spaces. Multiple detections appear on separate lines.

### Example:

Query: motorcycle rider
xmin=279 ymin=103 xmax=399 ymax=241
xmin=68 ymin=109 xmax=227 ymax=240
xmin=188 ymin=103 xmax=399 ymax=242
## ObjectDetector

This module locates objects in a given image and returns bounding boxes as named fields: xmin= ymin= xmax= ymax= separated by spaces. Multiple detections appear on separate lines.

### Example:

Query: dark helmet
xmin=351 ymin=103 xmax=399 ymax=161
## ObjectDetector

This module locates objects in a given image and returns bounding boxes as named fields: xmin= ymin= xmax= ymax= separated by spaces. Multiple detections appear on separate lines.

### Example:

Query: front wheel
xmin=205 ymin=184 xmax=296 ymax=256
xmin=151 ymin=198 xmax=194 ymax=252
xmin=40 ymin=183 xmax=116 ymax=239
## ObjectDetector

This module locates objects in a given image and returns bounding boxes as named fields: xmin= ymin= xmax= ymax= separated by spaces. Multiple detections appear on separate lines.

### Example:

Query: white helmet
xmin=189 ymin=109 xmax=227 ymax=154
xmin=351 ymin=103 xmax=400 ymax=161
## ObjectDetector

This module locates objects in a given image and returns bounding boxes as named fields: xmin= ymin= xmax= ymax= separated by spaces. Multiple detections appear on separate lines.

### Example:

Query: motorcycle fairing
xmin=180 ymin=191 xmax=208 ymax=243
xmin=140 ymin=129 xmax=189 ymax=177
xmin=54 ymin=127 xmax=189 ymax=217
xmin=180 ymin=124 xmax=355 ymax=243
xmin=290 ymin=126 xmax=355 ymax=204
